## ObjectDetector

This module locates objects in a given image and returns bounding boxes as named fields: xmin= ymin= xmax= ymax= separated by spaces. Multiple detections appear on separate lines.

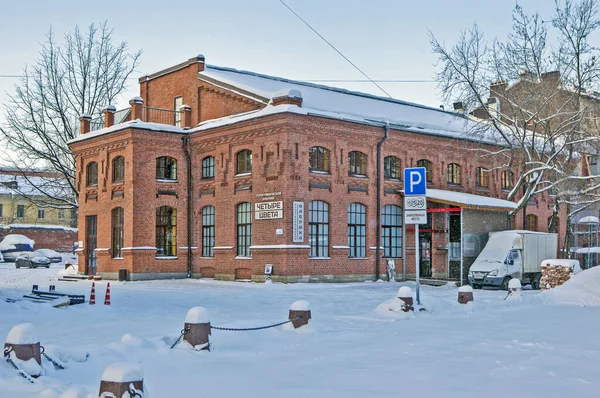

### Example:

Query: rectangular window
xmin=476 ymin=167 xmax=489 ymax=188
xmin=38 ymin=209 xmax=45 ymax=219
xmin=237 ymin=203 xmax=252 ymax=257
xmin=0 ymin=203 xmax=3 ymax=218
xmin=202 ymin=206 xmax=215 ymax=257
xmin=174 ymin=96 xmax=183 ymax=127
xmin=156 ymin=206 xmax=177 ymax=257
xmin=202 ymin=156 xmax=215 ymax=179
xmin=112 ymin=208 xmax=124 ymax=258
xmin=58 ymin=209 xmax=65 ymax=220
xmin=348 ymin=203 xmax=366 ymax=258
xmin=17 ymin=205 xmax=24 ymax=218
xmin=309 ymin=201 xmax=329 ymax=257
xmin=382 ymin=205 xmax=403 ymax=258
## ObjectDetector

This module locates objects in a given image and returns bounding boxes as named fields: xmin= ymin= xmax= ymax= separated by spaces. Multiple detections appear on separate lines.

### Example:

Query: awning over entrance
xmin=424 ymin=189 xmax=517 ymax=212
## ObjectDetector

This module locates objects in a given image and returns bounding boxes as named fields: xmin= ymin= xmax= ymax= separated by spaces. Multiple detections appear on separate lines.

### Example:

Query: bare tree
xmin=0 ymin=21 xmax=141 ymax=209
xmin=430 ymin=1 xmax=600 ymax=239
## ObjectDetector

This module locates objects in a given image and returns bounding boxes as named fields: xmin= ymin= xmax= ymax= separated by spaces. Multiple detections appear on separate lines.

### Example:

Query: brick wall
xmin=0 ymin=227 xmax=77 ymax=253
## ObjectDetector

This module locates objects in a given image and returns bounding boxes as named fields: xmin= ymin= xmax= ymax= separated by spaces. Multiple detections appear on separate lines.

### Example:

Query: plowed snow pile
xmin=543 ymin=266 xmax=600 ymax=306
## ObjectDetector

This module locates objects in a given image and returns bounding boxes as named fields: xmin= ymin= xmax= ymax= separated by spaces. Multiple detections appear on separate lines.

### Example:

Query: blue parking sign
xmin=403 ymin=167 xmax=427 ymax=196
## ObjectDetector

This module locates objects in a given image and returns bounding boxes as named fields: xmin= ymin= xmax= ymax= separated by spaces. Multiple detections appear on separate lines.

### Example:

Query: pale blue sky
xmin=0 ymin=0 xmax=560 ymax=115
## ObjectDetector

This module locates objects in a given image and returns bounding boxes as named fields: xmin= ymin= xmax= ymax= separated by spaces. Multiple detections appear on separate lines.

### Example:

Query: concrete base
xmin=214 ymin=273 xmax=381 ymax=283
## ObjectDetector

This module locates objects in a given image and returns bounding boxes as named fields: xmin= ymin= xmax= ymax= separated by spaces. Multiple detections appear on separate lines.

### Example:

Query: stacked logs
xmin=540 ymin=263 xmax=573 ymax=290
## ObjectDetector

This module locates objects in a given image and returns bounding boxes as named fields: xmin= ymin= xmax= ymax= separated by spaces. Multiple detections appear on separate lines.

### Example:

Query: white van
xmin=468 ymin=231 xmax=558 ymax=290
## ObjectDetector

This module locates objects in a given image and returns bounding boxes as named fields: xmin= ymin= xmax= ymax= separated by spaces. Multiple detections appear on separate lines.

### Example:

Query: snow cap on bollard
xmin=508 ymin=278 xmax=522 ymax=292
xmin=396 ymin=286 xmax=414 ymax=312
xmin=458 ymin=285 xmax=474 ymax=304
xmin=99 ymin=362 xmax=144 ymax=397
xmin=4 ymin=323 xmax=42 ymax=374
xmin=289 ymin=300 xmax=311 ymax=328
xmin=183 ymin=307 xmax=211 ymax=351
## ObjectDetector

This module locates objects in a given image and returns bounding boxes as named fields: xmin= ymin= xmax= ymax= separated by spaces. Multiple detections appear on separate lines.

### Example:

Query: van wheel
xmin=502 ymin=277 xmax=511 ymax=291
xmin=531 ymin=274 xmax=542 ymax=290
xmin=472 ymin=284 xmax=482 ymax=289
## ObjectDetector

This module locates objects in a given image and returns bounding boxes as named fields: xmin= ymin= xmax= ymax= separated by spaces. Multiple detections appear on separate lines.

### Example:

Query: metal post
xmin=415 ymin=223 xmax=420 ymax=305
xmin=402 ymin=221 xmax=407 ymax=281
xmin=460 ymin=208 xmax=464 ymax=286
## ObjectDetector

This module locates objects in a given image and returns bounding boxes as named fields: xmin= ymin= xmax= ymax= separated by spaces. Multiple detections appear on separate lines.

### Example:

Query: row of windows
xmin=105 ymin=205 xmax=549 ymax=260
xmin=0 ymin=204 xmax=65 ymax=220
xmin=85 ymin=151 xmax=515 ymax=191
xmin=199 ymin=202 xmax=403 ymax=259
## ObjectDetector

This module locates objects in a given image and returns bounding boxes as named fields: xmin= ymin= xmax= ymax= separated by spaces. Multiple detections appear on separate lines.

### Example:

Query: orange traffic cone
xmin=89 ymin=282 xmax=96 ymax=305
xmin=104 ymin=283 xmax=111 ymax=306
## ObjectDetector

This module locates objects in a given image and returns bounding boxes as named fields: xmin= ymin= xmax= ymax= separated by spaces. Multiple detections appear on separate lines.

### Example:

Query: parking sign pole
xmin=415 ymin=223 xmax=420 ymax=305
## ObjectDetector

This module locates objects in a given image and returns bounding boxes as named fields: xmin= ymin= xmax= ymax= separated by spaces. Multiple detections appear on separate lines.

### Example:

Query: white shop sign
xmin=255 ymin=201 xmax=284 ymax=220
xmin=292 ymin=202 xmax=304 ymax=242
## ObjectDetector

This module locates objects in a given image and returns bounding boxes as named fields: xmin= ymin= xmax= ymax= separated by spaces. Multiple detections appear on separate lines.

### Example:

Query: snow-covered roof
xmin=68 ymin=119 xmax=186 ymax=145
xmin=0 ymin=173 xmax=71 ymax=198
xmin=195 ymin=65 xmax=498 ymax=143
xmin=424 ymin=188 xmax=518 ymax=211
xmin=577 ymin=216 xmax=599 ymax=224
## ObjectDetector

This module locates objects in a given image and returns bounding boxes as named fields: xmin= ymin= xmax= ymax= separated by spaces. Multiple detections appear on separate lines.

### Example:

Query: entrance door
xmin=420 ymin=236 xmax=432 ymax=277
xmin=85 ymin=215 xmax=97 ymax=275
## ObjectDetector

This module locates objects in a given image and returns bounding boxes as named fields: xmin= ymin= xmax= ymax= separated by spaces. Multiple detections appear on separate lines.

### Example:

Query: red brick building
xmin=68 ymin=55 xmax=565 ymax=281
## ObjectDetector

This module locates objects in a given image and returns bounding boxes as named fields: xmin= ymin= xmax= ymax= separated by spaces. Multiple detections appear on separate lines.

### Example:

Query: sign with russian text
xmin=293 ymin=202 xmax=304 ymax=242
xmin=255 ymin=201 xmax=284 ymax=220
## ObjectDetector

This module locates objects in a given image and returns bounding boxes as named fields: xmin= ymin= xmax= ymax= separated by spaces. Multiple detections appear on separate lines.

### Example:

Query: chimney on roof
xmin=271 ymin=89 xmax=303 ymax=107
xmin=453 ymin=102 xmax=463 ymax=113
xmin=79 ymin=114 xmax=92 ymax=135
xmin=129 ymin=97 xmax=144 ymax=121
xmin=179 ymin=105 xmax=192 ymax=129
xmin=104 ymin=105 xmax=117 ymax=128
xmin=196 ymin=54 xmax=205 ymax=72
xmin=541 ymin=71 xmax=560 ymax=86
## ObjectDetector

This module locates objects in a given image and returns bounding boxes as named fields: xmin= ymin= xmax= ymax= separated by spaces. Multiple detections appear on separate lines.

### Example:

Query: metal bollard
xmin=458 ymin=286 xmax=474 ymax=304
xmin=288 ymin=301 xmax=311 ymax=328
xmin=4 ymin=323 xmax=42 ymax=377
xmin=183 ymin=307 xmax=211 ymax=351
xmin=397 ymin=286 xmax=414 ymax=312
xmin=99 ymin=362 xmax=144 ymax=397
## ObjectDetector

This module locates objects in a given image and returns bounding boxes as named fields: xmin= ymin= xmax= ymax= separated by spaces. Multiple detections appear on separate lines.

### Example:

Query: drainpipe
xmin=183 ymin=136 xmax=192 ymax=278
xmin=375 ymin=122 xmax=389 ymax=280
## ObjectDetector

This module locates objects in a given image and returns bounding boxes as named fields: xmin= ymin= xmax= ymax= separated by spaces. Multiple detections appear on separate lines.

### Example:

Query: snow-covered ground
xmin=1 ymin=266 xmax=600 ymax=398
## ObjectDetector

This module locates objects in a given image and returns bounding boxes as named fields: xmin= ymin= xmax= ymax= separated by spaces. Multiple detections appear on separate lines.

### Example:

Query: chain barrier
xmin=127 ymin=384 xmax=143 ymax=398
xmin=210 ymin=315 xmax=303 ymax=332
xmin=170 ymin=328 xmax=190 ymax=349
xmin=3 ymin=347 xmax=35 ymax=384
xmin=40 ymin=345 xmax=65 ymax=370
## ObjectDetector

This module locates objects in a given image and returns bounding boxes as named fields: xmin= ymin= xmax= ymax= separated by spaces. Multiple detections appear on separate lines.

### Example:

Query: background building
xmin=0 ymin=168 xmax=77 ymax=252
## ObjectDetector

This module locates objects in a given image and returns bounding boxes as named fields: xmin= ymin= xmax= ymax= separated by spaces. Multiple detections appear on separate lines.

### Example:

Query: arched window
xmin=156 ymin=156 xmax=177 ymax=180
xmin=111 ymin=207 xmax=124 ymax=258
xmin=309 ymin=146 xmax=330 ymax=173
xmin=476 ymin=167 xmax=488 ymax=188
xmin=348 ymin=151 xmax=367 ymax=176
xmin=236 ymin=150 xmax=252 ymax=175
xmin=384 ymin=156 xmax=401 ymax=179
xmin=156 ymin=206 xmax=177 ymax=256
xmin=416 ymin=159 xmax=432 ymax=182
xmin=237 ymin=202 xmax=252 ymax=257
xmin=526 ymin=214 xmax=538 ymax=232
xmin=501 ymin=170 xmax=513 ymax=190
xmin=309 ymin=200 xmax=329 ymax=258
xmin=448 ymin=163 xmax=462 ymax=185
xmin=348 ymin=203 xmax=366 ymax=258
xmin=112 ymin=156 xmax=125 ymax=182
xmin=202 ymin=206 xmax=215 ymax=257
xmin=382 ymin=205 xmax=403 ymax=258
xmin=202 ymin=156 xmax=215 ymax=179
xmin=86 ymin=162 xmax=98 ymax=187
